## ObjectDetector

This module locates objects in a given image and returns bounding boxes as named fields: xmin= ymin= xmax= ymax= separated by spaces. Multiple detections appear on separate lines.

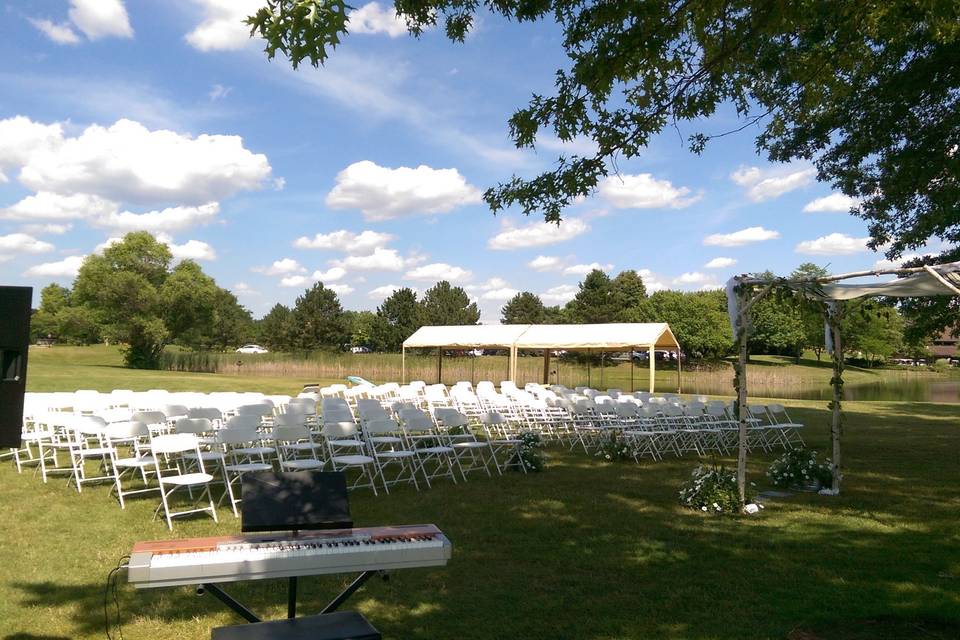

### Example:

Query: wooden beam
xmin=543 ymin=350 xmax=551 ymax=385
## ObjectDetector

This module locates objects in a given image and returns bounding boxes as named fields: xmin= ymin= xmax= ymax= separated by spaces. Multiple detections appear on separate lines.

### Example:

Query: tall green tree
xmin=291 ymin=283 xmax=348 ymax=351
xmin=791 ymin=263 xmax=830 ymax=361
xmin=160 ymin=260 xmax=219 ymax=350
xmin=209 ymin=289 xmax=255 ymax=350
xmin=565 ymin=270 xmax=618 ymax=323
xmin=72 ymin=232 xmax=173 ymax=368
xmin=371 ymin=288 xmax=421 ymax=352
xmin=344 ymin=310 xmax=377 ymax=348
xmin=418 ymin=281 xmax=480 ymax=326
xmin=258 ymin=303 xmax=297 ymax=351
xmin=501 ymin=292 xmax=546 ymax=324
xmin=843 ymin=301 xmax=905 ymax=366
xmin=251 ymin=1 xmax=960 ymax=331
xmin=637 ymin=290 xmax=732 ymax=359
xmin=611 ymin=270 xmax=647 ymax=321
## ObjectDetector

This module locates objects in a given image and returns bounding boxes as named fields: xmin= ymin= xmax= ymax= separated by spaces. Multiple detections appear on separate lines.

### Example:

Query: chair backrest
xmin=479 ymin=411 xmax=505 ymax=425
xmin=217 ymin=428 xmax=260 ymax=446
xmin=435 ymin=408 xmax=469 ymax=428
xmin=162 ymin=404 xmax=190 ymax=419
xmin=272 ymin=425 xmax=312 ymax=442
xmin=103 ymin=420 xmax=149 ymax=442
xmin=286 ymin=398 xmax=317 ymax=414
xmin=400 ymin=411 xmax=435 ymax=432
xmin=151 ymin=433 xmax=200 ymax=455
xmin=174 ymin=417 xmax=213 ymax=434
xmin=274 ymin=412 xmax=307 ymax=427
xmin=321 ymin=421 xmax=360 ymax=440
xmin=226 ymin=414 xmax=263 ymax=430
xmin=188 ymin=407 xmax=222 ymax=421
xmin=236 ymin=403 xmax=273 ymax=417
xmin=362 ymin=418 xmax=400 ymax=436
xmin=74 ymin=415 xmax=107 ymax=436
xmin=131 ymin=410 xmax=167 ymax=427
xmin=749 ymin=404 xmax=767 ymax=415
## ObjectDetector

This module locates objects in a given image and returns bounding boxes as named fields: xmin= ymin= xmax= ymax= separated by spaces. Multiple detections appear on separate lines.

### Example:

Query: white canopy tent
xmin=402 ymin=323 xmax=682 ymax=391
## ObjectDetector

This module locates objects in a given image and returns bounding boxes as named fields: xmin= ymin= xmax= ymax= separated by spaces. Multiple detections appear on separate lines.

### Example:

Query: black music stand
xmin=200 ymin=471 xmax=385 ymax=628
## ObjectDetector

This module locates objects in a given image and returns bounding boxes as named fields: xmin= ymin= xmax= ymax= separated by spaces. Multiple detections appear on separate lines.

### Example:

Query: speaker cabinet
xmin=0 ymin=286 xmax=31 ymax=448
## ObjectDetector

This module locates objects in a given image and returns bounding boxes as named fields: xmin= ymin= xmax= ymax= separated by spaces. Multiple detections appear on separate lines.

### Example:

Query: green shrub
xmin=511 ymin=431 xmax=545 ymax=472
xmin=767 ymin=448 xmax=832 ymax=489
xmin=594 ymin=431 xmax=636 ymax=462
xmin=678 ymin=464 xmax=744 ymax=514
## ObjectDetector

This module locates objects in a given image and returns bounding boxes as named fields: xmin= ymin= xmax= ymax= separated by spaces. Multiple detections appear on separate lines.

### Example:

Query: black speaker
xmin=0 ymin=286 xmax=31 ymax=448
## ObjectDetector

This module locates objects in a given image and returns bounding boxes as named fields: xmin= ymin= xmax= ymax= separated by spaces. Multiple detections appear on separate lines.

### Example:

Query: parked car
xmin=235 ymin=344 xmax=269 ymax=354
xmin=350 ymin=346 xmax=371 ymax=354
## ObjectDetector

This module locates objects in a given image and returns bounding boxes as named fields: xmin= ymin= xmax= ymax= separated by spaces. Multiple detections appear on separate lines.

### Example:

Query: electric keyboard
xmin=128 ymin=524 xmax=452 ymax=588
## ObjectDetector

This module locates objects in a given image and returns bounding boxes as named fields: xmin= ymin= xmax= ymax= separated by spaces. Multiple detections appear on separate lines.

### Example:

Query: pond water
xmin=681 ymin=378 xmax=960 ymax=403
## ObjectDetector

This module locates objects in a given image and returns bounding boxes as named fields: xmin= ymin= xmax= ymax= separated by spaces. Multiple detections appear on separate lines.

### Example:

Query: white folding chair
xmin=320 ymin=422 xmax=378 ymax=495
xmin=272 ymin=426 xmax=325 ymax=471
xmin=104 ymin=420 xmax=158 ymax=508
xmin=361 ymin=418 xmax=421 ymax=493
xmin=217 ymin=428 xmax=274 ymax=517
xmin=150 ymin=433 xmax=219 ymax=530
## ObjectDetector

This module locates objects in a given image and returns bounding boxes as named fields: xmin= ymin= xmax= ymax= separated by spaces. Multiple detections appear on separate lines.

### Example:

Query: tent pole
xmin=587 ymin=350 xmax=591 ymax=388
xmin=677 ymin=347 xmax=682 ymax=394
xmin=600 ymin=351 xmax=604 ymax=388
xmin=648 ymin=345 xmax=655 ymax=393
xmin=437 ymin=348 xmax=443 ymax=384
xmin=511 ymin=345 xmax=518 ymax=383
xmin=471 ymin=351 xmax=476 ymax=386
xmin=630 ymin=347 xmax=635 ymax=393
xmin=401 ymin=348 xmax=406 ymax=384
xmin=543 ymin=350 xmax=551 ymax=385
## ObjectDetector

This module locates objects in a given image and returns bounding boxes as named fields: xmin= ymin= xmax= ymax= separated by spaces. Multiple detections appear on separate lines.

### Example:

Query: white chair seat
xmin=161 ymin=472 xmax=214 ymax=486
xmin=329 ymin=439 xmax=364 ymax=447
xmin=77 ymin=447 xmax=113 ymax=456
xmin=183 ymin=451 xmax=225 ymax=462
xmin=235 ymin=446 xmax=275 ymax=455
xmin=419 ymin=446 xmax=455 ymax=454
xmin=281 ymin=443 xmax=315 ymax=451
xmin=225 ymin=462 xmax=273 ymax=473
xmin=377 ymin=450 xmax=416 ymax=459
xmin=452 ymin=441 xmax=490 ymax=449
xmin=369 ymin=436 xmax=402 ymax=444
xmin=332 ymin=455 xmax=375 ymax=465
xmin=115 ymin=456 xmax=155 ymax=468
xmin=281 ymin=459 xmax=324 ymax=470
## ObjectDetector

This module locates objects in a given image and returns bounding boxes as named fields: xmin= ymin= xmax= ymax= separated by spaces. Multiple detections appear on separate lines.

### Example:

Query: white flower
xmin=701 ymin=506 xmax=708 ymax=512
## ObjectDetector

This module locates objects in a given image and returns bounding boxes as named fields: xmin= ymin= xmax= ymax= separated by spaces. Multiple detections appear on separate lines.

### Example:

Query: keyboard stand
xmin=200 ymin=570 xmax=387 ymax=623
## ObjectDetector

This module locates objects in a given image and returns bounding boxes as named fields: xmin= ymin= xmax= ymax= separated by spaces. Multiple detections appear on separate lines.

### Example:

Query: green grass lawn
xmin=1 ymin=399 xmax=958 ymax=639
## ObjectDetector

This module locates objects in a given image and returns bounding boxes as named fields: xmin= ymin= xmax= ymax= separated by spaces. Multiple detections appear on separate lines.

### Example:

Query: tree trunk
xmin=829 ymin=317 xmax=844 ymax=493
xmin=736 ymin=320 xmax=749 ymax=504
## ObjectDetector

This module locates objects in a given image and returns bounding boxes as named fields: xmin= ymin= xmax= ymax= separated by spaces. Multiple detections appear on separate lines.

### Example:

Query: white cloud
xmin=312 ymin=266 xmax=347 ymax=282
xmin=704 ymin=257 xmax=737 ymax=269
xmin=872 ymin=253 xmax=934 ymax=270
xmin=94 ymin=237 xmax=122 ymax=253
xmin=233 ymin=281 xmax=258 ymax=295
xmin=294 ymin=229 xmax=393 ymax=254
xmin=481 ymin=287 xmax=519 ymax=301
xmin=795 ymin=233 xmax=870 ymax=256
xmin=673 ymin=272 xmax=710 ymax=285
xmin=326 ymin=160 xmax=481 ymax=221
xmin=280 ymin=275 xmax=310 ymax=288
xmin=253 ymin=258 xmax=305 ymax=276
xmin=0 ymin=233 xmax=55 ymax=255
xmin=0 ymin=117 xmax=63 ymax=180
xmin=637 ymin=269 xmax=668 ymax=293
xmin=1 ymin=191 xmax=117 ymax=221
xmin=540 ymin=284 xmax=578 ymax=304
xmin=703 ymin=226 xmax=780 ymax=247
xmin=28 ymin=18 xmax=81 ymax=44
xmin=348 ymin=2 xmax=407 ymax=37
xmin=92 ymin=202 xmax=220 ymax=233
xmin=185 ymin=0 xmax=261 ymax=51
xmin=20 ymin=223 xmax=72 ymax=236
xmin=803 ymin=193 xmax=859 ymax=213
xmin=563 ymin=262 xmax=613 ymax=276
xmin=23 ymin=255 xmax=85 ymax=278
xmin=599 ymin=173 xmax=701 ymax=209
xmin=488 ymin=218 xmax=590 ymax=250
xmin=730 ymin=164 xmax=815 ymax=202
xmin=208 ymin=84 xmax=232 ymax=101
xmin=528 ymin=255 xmax=563 ymax=271
xmin=167 ymin=239 xmax=216 ymax=261
xmin=336 ymin=247 xmax=408 ymax=271
xmin=13 ymin=118 xmax=270 ymax=206
xmin=405 ymin=263 xmax=471 ymax=282
xmin=68 ymin=0 xmax=133 ymax=40
xmin=368 ymin=284 xmax=405 ymax=299
xmin=327 ymin=283 xmax=355 ymax=295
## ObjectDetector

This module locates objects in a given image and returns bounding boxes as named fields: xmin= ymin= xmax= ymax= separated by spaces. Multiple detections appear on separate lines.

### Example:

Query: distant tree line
xmin=32 ymin=232 xmax=931 ymax=369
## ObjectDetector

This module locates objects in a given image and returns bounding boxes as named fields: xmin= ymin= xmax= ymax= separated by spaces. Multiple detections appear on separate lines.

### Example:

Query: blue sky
xmin=0 ymin=1 xmax=896 ymax=321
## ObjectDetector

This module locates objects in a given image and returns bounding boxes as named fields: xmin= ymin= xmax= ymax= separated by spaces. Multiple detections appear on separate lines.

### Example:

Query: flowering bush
xmin=511 ymin=431 xmax=545 ymax=472
xmin=678 ymin=464 xmax=745 ymax=514
xmin=767 ymin=448 xmax=832 ymax=489
xmin=595 ymin=432 xmax=636 ymax=462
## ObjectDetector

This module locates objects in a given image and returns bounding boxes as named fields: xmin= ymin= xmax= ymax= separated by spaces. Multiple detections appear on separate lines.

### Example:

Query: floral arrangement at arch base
xmin=767 ymin=448 xmax=832 ymax=490
xmin=510 ymin=431 xmax=546 ymax=472
xmin=594 ymin=431 xmax=637 ymax=462
xmin=679 ymin=463 xmax=759 ymax=515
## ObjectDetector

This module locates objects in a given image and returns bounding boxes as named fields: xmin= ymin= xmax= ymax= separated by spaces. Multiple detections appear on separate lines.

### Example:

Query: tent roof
xmin=514 ymin=323 xmax=679 ymax=349
xmin=402 ymin=323 xmax=680 ymax=350
xmin=403 ymin=324 xmax=531 ymax=349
